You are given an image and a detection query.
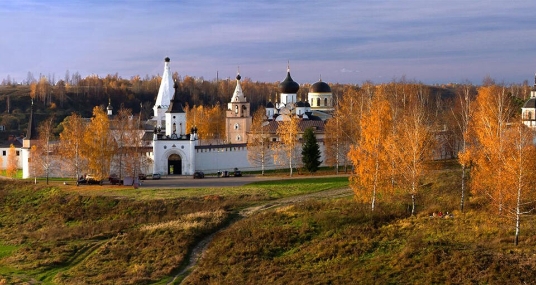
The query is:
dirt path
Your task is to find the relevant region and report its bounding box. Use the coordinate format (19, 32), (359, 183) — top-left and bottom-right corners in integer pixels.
(168, 187), (353, 285)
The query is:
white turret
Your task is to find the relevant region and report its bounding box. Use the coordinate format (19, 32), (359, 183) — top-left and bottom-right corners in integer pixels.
(228, 72), (247, 104)
(154, 57), (174, 127)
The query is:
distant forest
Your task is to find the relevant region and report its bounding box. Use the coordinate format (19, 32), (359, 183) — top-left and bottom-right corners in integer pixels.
(0, 71), (531, 141)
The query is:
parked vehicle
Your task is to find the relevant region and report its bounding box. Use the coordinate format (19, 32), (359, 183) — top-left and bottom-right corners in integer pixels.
(138, 173), (147, 180)
(193, 171), (205, 179)
(233, 168), (242, 177)
(108, 174), (123, 185)
(152, 173), (161, 180)
(77, 174), (101, 185)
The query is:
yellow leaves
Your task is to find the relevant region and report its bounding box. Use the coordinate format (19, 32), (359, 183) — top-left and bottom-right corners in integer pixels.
(349, 82), (434, 213)
(467, 84), (526, 213)
(457, 149), (472, 167)
(186, 105), (224, 141)
(274, 115), (301, 175)
(6, 144), (18, 178)
(82, 107), (114, 181)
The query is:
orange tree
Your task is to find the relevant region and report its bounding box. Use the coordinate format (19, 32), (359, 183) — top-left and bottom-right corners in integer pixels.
(273, 115), (300, 177)
(59, 112), (87, 180)
(467, 85), (516, 214)
(349, 89), (392, 211)
(81, 106), (116, 182)
(6, 144), (18, 178)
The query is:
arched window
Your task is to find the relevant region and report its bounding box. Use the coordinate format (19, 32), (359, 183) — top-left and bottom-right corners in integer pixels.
(324, 98), (328, 106)
(316, 98), (320, 107)
(235, 105), (238, 114)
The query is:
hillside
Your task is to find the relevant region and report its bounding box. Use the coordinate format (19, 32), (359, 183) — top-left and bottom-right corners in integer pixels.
(0, 81), (460, 142)
(0, 163), (535, 284)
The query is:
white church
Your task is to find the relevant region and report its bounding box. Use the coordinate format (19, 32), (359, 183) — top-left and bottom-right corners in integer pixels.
(7, 57), (334, 179)
(145, 57), (334, 176)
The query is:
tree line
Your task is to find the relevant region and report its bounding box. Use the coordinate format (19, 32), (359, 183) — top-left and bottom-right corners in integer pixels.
(32, 106), (150, 183)
(314, 80), (535, 246)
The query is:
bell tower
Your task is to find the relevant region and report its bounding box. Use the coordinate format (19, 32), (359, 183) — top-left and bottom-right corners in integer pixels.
(226, 72), (252, 144)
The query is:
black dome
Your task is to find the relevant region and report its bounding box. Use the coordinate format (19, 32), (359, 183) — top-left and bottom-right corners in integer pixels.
(305, 101), (311, 107)
(296, 101), (305, 107)
(165, 57), (170, 62)
(310, 80), (331, 93)
(266, 101), (275, 108)
(236, 73), (241, 81)
(279, 71), (299, 94)
(523, 98), (536, 108)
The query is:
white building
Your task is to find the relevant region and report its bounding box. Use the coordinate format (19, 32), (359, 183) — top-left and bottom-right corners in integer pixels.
(12, 58), (333, 178)
(522, 74), (536, 128)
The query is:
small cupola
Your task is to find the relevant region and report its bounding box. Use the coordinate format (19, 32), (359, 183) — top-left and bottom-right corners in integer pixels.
(107, 98), (113, 116)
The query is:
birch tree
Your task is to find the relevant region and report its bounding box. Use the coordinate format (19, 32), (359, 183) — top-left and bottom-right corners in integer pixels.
(451, 82), (476, 212)
(325, 86), (367, 173)
(59, 113), (86, 180)
(274, 115), (300, 176)
(34, 116), (56, 184)
(247, 107), (271, 175)
(389, 95), (435, 216)
(349, 91), (392, 211)
(502, 122), (536, 245)
(6, 144), (18, 178)
(82, 106), (115, 182)
(468, 85), (516, 214)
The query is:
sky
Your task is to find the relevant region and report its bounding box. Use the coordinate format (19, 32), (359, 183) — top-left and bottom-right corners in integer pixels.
(1, 0), (536, 85)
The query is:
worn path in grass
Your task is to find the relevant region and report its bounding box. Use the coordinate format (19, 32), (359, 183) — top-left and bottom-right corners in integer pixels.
(168, 187), (353, 285)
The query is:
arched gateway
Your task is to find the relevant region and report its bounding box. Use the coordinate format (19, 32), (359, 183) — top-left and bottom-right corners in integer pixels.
(168, 154), (182, 175)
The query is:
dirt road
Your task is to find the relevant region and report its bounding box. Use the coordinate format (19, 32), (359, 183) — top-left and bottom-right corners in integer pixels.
(168, 187), (353, 284)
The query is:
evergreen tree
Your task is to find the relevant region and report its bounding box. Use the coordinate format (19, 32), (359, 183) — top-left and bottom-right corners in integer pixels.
(301, 127), (322, 173)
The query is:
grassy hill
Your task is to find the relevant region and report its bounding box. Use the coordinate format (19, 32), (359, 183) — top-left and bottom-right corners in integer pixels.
(0, 162), (535, 284)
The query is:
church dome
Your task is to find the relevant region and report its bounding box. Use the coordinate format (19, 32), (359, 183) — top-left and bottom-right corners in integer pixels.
(266, 101), (275, 108)
(523, 98), (536, 108)
(279, 71), (299, 94)
(296, 101), (305, 107)
(310, 80), (331, 93)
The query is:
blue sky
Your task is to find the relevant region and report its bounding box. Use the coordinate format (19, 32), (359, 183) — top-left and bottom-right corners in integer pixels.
(1, 0), (536, 85)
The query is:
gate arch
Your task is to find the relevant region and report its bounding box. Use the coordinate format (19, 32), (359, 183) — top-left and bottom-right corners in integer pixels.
(168, 154), (182, 175)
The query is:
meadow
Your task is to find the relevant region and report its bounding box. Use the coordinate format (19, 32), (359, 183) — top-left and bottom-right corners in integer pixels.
(0, 163), (535, 284)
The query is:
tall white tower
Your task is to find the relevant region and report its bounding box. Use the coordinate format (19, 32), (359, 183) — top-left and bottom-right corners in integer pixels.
(154, 57), (175, 128)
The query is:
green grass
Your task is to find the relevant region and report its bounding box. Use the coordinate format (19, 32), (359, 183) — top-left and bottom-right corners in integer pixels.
(0, 244), (18, 259)
(0, 176), (349, 284)
(3, 161), (536, 284)
(66, 176), (350, 201)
